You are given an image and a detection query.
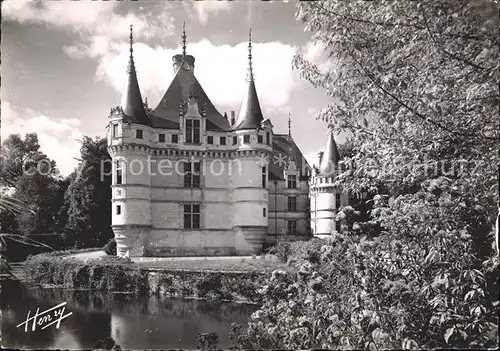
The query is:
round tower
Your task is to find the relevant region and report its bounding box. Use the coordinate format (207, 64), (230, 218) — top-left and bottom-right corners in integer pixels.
(231, 29), (273, 254)
(107, 25), (152, 256)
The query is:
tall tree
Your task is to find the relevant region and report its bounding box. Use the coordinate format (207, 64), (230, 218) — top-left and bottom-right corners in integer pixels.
(64, 136), (112, 248)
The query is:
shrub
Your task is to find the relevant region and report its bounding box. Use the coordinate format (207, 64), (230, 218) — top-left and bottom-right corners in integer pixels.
(103, 238), (116, 256)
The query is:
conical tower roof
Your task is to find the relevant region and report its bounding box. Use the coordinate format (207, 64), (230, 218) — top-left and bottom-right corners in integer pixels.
(233, 29), (264, 131)
(318, 130), (340, 175)
(120, 25), (151, 126)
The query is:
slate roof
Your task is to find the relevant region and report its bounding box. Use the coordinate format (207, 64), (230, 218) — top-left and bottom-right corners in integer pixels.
(232, 80), (264, 130)
(269, 134), (311, 181)
(318, 132), (340, 175)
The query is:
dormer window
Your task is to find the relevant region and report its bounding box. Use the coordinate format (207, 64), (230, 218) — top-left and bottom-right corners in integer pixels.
(243, 135), (250, 144)
(112, 124), (118, 138)
(159, 133), (165, 142)
(185, 119), (200, 144)
(233, 136), (237, 145)
(207, 136), (213, 145)
(172, 134), (178, 143)
(136, 129), (143, 139)
(257, 134), (263, 143)
(220, 137), (226, 145)
(287, 174), (297, 189)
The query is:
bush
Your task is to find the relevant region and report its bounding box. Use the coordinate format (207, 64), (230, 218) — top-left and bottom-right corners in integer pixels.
(103, 238), (116, 256)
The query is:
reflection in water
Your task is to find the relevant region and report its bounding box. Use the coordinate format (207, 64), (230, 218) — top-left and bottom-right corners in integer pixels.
(1, 286), (257, 349)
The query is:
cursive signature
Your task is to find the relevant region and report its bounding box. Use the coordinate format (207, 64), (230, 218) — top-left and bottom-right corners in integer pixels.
(16, 302), (73, 332)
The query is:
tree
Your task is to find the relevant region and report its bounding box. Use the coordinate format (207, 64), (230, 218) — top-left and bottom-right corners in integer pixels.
(233, 0), (499, 349)
(64, 136), (112, 248)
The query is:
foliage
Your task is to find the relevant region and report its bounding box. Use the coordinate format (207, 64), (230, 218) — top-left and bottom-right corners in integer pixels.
(103, 238), (117, 256)
(268, 234), (292, 262)
(232, 0), (499, 349)
(64, 136), (113, 248)
(197, 332), (219, 350)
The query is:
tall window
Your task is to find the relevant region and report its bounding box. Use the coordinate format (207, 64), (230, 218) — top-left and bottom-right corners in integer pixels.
(112, 124), (118, 138)
(243, 135), (250, 144)
(184, 204), (200, 229)
(266, 132), (270, 145)
(261, 167), (267, 188)
(233, 136), (237, 145)
(116, 160), (123, 185)
(287, 196), (297, 212)
(172, 134), (178, 143)
(263, 208), (266, 217)
(207, 136), (213, 144)
(184, 161), (201, 188)
(220, 137), (226, 145)
(116, 205), (121, 215)
(185, 119), (200, 144)
(136, 129), (143, 139)
(287, 174), (297, 189)
(287, 220), (297, 235)
(257, 134), (263, 143)
(159, 133), (165, 142)
(335, 193), (341, 208)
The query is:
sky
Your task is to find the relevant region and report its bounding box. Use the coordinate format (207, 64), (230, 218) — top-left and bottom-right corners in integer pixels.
(1, 0), (343, 176)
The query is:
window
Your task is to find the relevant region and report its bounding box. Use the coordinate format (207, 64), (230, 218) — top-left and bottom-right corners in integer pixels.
(184, 204), (200, 229)
(136, 129), (143, 139)
(335, 193), (341, 208)
(335, 221), (341, 232)
(207, 136), (213, 144)
(184, 161), (201, 188)
(116, 205), (121, 215)
(233, 136), (237, 145)
(220, 137), (226, 145)
(266, 132), (270, 145)
(257, 134), (263, 143)
(263, 208), (266, 217)
(261, 167), (267, 188)
(185, 119), (200, 144)
(287, 175), (297, 189)
(172, 134), (178, 143)
(243, 135), (250, 144)
(287, 196), (297, 212)
(112, 124), (118, 138)
(116, 160), (123, 185)
(159, 133), (165, 142)
(287, 220), (297, 235)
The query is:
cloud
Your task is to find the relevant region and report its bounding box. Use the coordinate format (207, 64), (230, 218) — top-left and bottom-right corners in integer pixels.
(301, 41), (336, 72)
(190, 0), (231, 25)
(67, 35), (298, 114)
(2, 1), (175, 41)
(1, 101), (83, 176)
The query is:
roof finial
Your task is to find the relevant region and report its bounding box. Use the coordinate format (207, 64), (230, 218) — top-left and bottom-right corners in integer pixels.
(288, 112), (291, 137)
(182, 21), (187, 56)
(247, 28), (254, 82)
(127, 24), (136, 73)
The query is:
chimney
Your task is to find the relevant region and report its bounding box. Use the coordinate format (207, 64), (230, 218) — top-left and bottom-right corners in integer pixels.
(230, 111), (235, 125)
(317, 151), (324, 168)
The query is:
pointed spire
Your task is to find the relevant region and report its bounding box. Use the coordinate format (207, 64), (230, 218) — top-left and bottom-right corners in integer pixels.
(247, 29), (254, 82)
(318, 129), (340, 175)
(288, 112), (291, 137)
(181, 21), (187, 56)
(120, 25), (150, 126)
(233, 29), (264, 131)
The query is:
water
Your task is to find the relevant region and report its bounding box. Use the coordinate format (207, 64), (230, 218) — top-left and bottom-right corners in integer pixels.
(1, 285), (257, 349)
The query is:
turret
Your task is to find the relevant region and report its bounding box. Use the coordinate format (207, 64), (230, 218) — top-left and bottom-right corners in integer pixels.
(318, 130), (340, 176)
(172, 22), (196, 73)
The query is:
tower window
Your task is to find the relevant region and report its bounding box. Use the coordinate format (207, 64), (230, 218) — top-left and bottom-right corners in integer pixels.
(335, 193), (341, 208)
(263, 208), (266, 217)
(112, 124), (118, 138)
(243, 135), (250, 144)
(207, 136), (213, 144)
(287, 174), (297, 189)
(266, 132), (270, 145)
(159, 133), (165, 142)
(287, 196), (297, 212)
(257, 134), (263, 143)
(184, 204), (200, 229)
(116, 160), (123, 185)
(233, 136), (237, 145)
(185, 119), (201, 144)
(184, 161), (201, 188)
(220, 137), (226, 145)
(136, 129), (143, 139)
(287, 220), (297, 235)
(116, 205), (121, 215)
(172, 134), (178, 143)
(261, 167), (267, 188)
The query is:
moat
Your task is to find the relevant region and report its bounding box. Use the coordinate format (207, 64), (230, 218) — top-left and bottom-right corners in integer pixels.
(1, 285), (257, 349)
